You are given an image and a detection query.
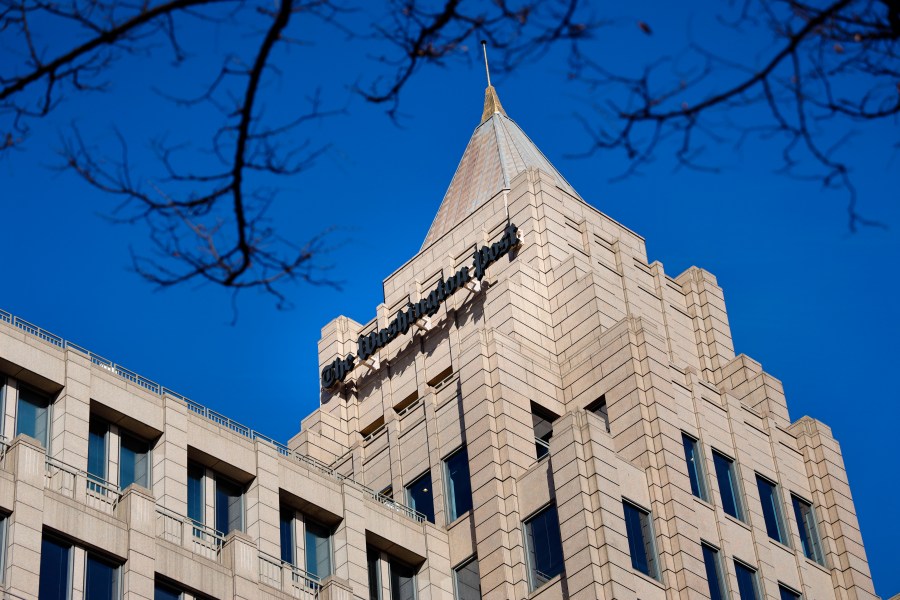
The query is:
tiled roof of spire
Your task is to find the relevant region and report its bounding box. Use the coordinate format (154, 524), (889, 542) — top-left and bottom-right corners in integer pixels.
(422, 86), (582, 249)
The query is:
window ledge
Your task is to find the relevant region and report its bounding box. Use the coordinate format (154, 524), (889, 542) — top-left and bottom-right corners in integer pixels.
(804, 556), (830, 574)
(527, 573), (562, 598)
(723, 513), (751, 531)
(446, 510), (472, 530)
(767, 537), (793, 554)
(632, 567), (666, 590)
(692, 495), (714, 511)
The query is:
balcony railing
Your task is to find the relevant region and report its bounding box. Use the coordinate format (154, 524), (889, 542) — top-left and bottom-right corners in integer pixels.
(535, 437), (550, 460)
(0, 435), (9, 467)
(155, 506), (226, 562)
(258, 551), (320, 599)
(44, 457), (121, 514)
(2, 305), (426, 524)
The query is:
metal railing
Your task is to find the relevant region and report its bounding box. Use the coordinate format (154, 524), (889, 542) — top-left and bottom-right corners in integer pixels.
(2, 306), (427, 524)
(44, 456), (121, 514)
(155, 506), (226, 562)
(258, 551), (320, 599)
(535, 437), (550, 460)
(0, 435), (9, 467)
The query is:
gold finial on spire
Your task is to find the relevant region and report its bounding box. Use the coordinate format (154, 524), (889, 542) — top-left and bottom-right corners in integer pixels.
(480, 40), (507, 124)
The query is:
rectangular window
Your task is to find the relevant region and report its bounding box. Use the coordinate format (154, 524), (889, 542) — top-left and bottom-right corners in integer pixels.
(406, 471), (435, 524)
(622, 500), (660, 580)
(779, 584), (802, 600)
(524, 504), (564, 590)
(17, 385), (50, 447)
(120, 433), (150, 490)
(532, 404), (556, 460)
(444, 447), (473, 522)
(280, 509), (295, 564)
(682, 434), (709, 501)
(187, 463), (205, 525)
(368, 548), (382, 600)
(585, 396), (610, 432)
(39, 536), (72, 600)
(792, 495), (824, 565)
(701, 543), (728, 600)
(0, 514), (7, 585)
(85, 552), (120, 600)
(756, 475), (788, 545)
(389, 560), (416, 600)
(453, 557), (481, 600)
(155, 581), (182, 600)
(215, 476), (244, 534)
(305, 520), (332, 579)
(87, 419), (108, 485)
(734, 561), (761, 600)
(713, 450), (744, 521)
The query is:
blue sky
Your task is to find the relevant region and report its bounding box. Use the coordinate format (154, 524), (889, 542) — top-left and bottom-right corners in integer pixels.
(2, 1), (898, 596)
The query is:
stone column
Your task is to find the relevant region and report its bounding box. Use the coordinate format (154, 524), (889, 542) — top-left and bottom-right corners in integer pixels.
(245, 439), (281, 557)
(152, 395), (188, 514)
(4, 434), (48, 598)
(117, 484), (158, 599)
(222, 530), (259, 600)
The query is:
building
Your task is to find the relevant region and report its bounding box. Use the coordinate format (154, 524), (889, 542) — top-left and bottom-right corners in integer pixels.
(0, 81), (879, 600)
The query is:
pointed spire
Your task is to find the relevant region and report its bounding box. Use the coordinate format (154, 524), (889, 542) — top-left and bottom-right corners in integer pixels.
(480, 41), (507, 123)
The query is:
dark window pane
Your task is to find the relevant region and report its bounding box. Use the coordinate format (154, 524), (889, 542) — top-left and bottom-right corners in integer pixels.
(779, 585), (801, 600)
(215, 477), (243, 534)
(187, 464), (204, 524)
(525, 504), (564, 588)
(532, 405), (556, 460)
(445, 448), (473, 521)
(454, 558), (481, 600)
(120, 434), (150, 489)
(390, 561), (416, 600)
(622, 501), (659, 579)
(88, 420), (108, 482)
(368, 549), (381, 600)
(792, 496), (824, 564)
(713, 451), (744, 520)
(17, 386), (50, 446)
(155, 581), (182, 600)
(39, 537), (71, 600)
(85, 553), (118, 600)
(682, 434), (707, 501)
(756, 476), (787, 544)
(280, 509), (294, 564)
(406, 472), (435, 524)
(305, 520), (332, 578)
(734, 561), (760, 600)
(702, 544), (727, 600)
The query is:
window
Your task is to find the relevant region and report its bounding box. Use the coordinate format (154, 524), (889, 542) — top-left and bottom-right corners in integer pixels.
(532, 404), (557, 460)
(17, 385), (50, 447)
(120, 433), (150, 489)
(0, 514), (7, 585)
(523, 504), (564, 589)
(390, 560), (417, 600)
(682, 434), (709, 501)
(622, 500), (660, 580)
(85, 552), (120, 600)
(713, 450), (744, 520)
(585, 396), (610, 432)
(406, 471), (435, 524)
(453, 557), (481, 600)
(792, 495), (824, 565)
(444, 447), (473, 521)
(88, 419), (108, 486)
(756, 475), (788, 545)
(155, 581), (182, 600)
(734, 561), (761, 600)
(187, 463), (204, 526)
(305, 520), (332, 579)
(0, 376), (6, 438)
(280, 509), (295, 564)
(701, 543), (728, 600)
(779, 584), (802, 600)
(39, 536), (72, 600)
(368, 548), (382, 600)
(215, 476), (244, 534)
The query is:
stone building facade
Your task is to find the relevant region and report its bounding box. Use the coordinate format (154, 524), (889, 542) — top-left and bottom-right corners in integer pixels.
(0, 85), (878, 600)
